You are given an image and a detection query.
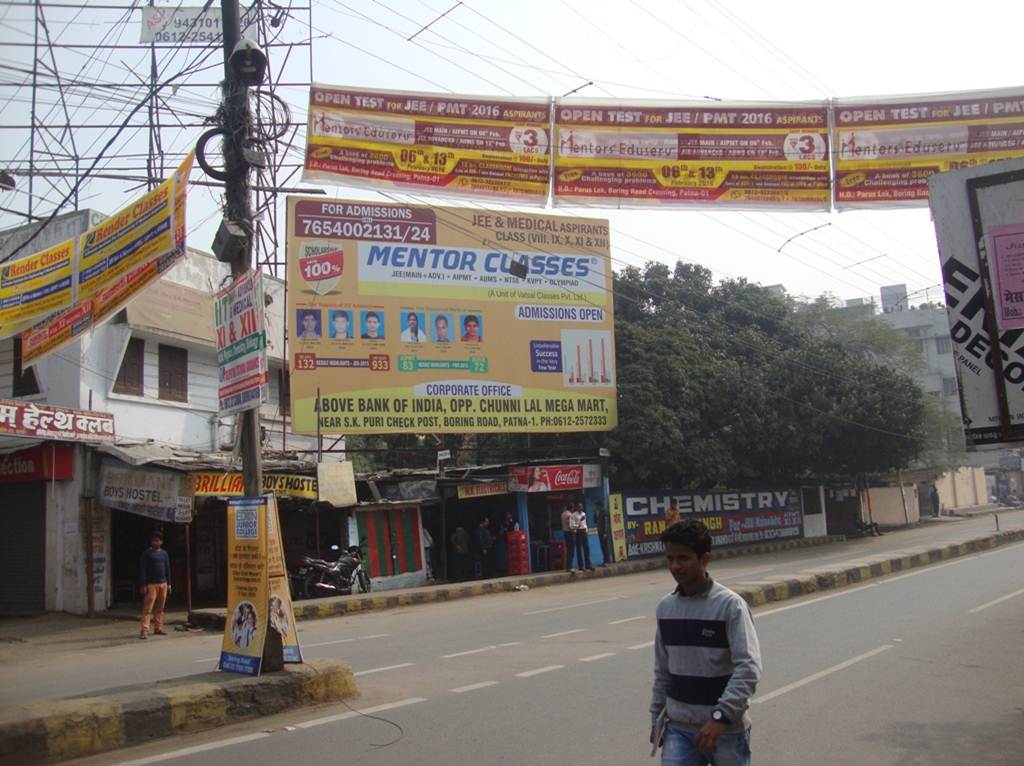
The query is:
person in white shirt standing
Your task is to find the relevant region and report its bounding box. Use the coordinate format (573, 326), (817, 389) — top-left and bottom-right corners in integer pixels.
(570, 502), (593, 572)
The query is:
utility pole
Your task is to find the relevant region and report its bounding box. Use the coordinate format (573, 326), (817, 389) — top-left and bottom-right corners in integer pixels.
(220, 0), (262, 497)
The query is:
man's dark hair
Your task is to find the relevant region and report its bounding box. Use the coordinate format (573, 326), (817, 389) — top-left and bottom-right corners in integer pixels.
(661, 519), (711, 556)
(151, 529), (164, 541)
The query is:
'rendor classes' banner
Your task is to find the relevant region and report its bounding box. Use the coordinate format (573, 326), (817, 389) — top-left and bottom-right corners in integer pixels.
(833, 87), (1024, 208)
(553, 100), (830, 209)
(286, 197), (616, 435)
(303, 84), (552, 204)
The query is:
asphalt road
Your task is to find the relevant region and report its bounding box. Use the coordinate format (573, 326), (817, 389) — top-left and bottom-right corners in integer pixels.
(62, 516), (1024, 766)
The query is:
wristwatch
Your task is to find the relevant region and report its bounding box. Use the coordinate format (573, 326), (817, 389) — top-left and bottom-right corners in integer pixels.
(711, 709), (730, 725)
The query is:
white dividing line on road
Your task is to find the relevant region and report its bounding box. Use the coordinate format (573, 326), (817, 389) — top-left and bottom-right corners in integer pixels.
(608, 616), (646, 625)
(969, 588), (1024, 614)
(303, 638), (356, 648)
(579, 652), (616, 662)
(442, 645), (498, 659)
(353, 662), (415, 677)
(296, 697), (427, 729)
(112, 733), (271, 765)
(755, 584), (879, 618)
(498, 641), (522, 647)
(523, 596), (623, 616)
(628, 640), (655, 650)
(752, 645), (894, 705)
(361, 633), (391, 639)
(516, 664), (564, 677)
(541, 628), (586, 639)
(450, 681), (499, 693)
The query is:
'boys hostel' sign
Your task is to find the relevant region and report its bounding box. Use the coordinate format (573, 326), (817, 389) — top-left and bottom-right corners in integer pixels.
(611, 489), (804, 558)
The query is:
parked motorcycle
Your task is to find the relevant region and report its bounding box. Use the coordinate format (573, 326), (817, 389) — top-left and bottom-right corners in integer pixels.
(293, 544), (371, 599)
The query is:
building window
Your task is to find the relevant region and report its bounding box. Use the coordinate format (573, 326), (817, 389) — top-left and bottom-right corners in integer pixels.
(112, 337), (144, 396)
(912, 339), (925, 354)
(12, 337), (40, 397)
(278, 367), (291, 416)
(936, 336), (951, 354)
(905, 327), (923, 338)
(942, 377), (958, 397)
(158, 344), (188, 402)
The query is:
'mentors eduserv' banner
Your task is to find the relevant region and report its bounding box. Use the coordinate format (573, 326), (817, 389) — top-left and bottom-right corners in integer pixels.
(612, 489), (804, 558)
(286, 197), (616, 435)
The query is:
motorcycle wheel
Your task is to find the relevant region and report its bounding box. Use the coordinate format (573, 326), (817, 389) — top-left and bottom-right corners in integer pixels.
(304, 571), (322, 599)
(357, 569), (372, 593)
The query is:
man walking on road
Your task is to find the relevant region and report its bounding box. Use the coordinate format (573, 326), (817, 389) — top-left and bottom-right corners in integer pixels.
(650, 520), (761, 765)
(139, 530), (171, 639)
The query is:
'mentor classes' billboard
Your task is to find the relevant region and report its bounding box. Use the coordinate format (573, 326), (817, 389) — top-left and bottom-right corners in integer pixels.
(285, 197), (616, 435)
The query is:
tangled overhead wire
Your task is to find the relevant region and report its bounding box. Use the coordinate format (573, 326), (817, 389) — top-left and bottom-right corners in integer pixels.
(195, 87), (292, 181)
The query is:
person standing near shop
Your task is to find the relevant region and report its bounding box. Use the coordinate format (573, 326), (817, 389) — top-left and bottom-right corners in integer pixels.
(570, 502), (593, 571)
(649, 520), (761, 765)
(476, 516), (495, 578)
(139, 530), (171, 639)
(595, 504), (611, 565)
(451, 525), (472, 581)
(930, 484), (941, 518)
(560, 504), (574, 570)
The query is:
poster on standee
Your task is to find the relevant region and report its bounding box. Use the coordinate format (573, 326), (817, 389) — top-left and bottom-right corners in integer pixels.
(552, 99), (830, 209)
(989, 224), (1024, 330)
(303, 84), (552, 204)
(286, 197), (617, 435)
(265, 496), (302, 664)
(833, 87), (1024, 208)
(221, 496), (269, 676)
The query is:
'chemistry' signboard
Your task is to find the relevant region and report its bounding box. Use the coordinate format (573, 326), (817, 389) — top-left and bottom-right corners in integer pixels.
(611, 489), (804, 558)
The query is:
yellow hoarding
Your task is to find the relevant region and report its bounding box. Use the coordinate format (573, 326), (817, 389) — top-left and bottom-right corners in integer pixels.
(304, 84), (551, 204)
(833, 87), (1024, 208)
(0, 240), (75, 328)
(286, 197), (617, 435)
(553, 100), (831, 209)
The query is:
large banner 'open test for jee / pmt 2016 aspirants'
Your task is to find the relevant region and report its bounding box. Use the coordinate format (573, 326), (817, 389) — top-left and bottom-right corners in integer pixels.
(285, 198), (616, 435)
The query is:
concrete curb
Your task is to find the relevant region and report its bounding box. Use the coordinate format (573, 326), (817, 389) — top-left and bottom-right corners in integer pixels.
(732, 528), (1024, 607)
(189, 535), (846, 630)
(0, 659), (357, 765)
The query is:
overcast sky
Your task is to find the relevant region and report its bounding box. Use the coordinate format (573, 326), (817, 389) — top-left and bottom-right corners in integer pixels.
(2, 0), (1023, 305)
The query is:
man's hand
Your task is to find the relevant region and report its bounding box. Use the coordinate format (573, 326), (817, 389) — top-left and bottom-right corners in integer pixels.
(649, 725), (656, 745)
(694, 719), (726, 754)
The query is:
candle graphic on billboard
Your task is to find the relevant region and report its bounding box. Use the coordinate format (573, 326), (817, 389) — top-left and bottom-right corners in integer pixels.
(562, 329), (614, 388)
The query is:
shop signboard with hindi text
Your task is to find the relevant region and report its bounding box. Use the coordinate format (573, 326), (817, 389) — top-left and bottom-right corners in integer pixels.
(286, 197), (616, 435)
(833, 87), (1024, 208)
(221, 496), (269, 676)
(0, 399), (115, 442)
(304, 84), (552, 204)
(553, 99), (830, 209)
(615, 489), (804, 558)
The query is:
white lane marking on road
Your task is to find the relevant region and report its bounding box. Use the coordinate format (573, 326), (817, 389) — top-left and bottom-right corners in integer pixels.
(579, 652), (616, 662)
(755, 584), (879, 618)
(297, 697), (427, 729)
(969, 588), (1024, 613)
(628, 640), (655, 650)
(523, 596), (623, 615)
(874, 557), (970, 584)
(442, 645), (498, 658)
(361, 633), (391, 639)
(303, 638), (356, 648)
(541, 628), (586, 639)
(450, 681), (498, 693)
(753, 645), (893, 705)
(498, 641), (522, 647)
(608, 616), (646, 625)
(353, 662), (415, 676)
(516, 665), (564, 677)
(112, 733), (271, 765)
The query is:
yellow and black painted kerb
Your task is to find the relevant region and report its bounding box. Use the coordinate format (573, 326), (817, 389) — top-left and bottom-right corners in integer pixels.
(0, 660), (357, 765)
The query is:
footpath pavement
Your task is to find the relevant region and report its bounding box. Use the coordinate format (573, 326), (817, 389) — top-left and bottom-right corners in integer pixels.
(1, 509), (1020, 764)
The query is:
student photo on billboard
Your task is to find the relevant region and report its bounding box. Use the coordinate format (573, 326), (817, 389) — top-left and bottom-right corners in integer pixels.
(361, 310), (384, 340)
(295, 309), (321, 340)
(328, 309), (352, 339)
(400, 311), (426, 343)
(432, 312), (452, 343)
(461, 313), (483, 342)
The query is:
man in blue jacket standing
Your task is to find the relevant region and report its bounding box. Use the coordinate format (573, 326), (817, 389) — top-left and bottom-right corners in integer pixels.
(649, 520), (761, 765)
(139, 530), (171, 639)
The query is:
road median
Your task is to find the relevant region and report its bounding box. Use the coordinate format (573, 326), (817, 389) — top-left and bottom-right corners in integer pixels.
(0, 659), (357, 765)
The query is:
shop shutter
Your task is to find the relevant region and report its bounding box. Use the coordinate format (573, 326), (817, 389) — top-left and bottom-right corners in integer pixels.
(0, 483), (46, 613)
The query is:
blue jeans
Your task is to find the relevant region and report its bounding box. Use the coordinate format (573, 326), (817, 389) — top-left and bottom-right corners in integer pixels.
(662, 725), (751, 766)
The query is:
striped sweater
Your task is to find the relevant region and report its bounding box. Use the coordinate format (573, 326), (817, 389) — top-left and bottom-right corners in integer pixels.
(650, 577), (761, 733)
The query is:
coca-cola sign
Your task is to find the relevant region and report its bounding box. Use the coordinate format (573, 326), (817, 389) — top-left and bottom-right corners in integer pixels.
(508, 464), (601, 493)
